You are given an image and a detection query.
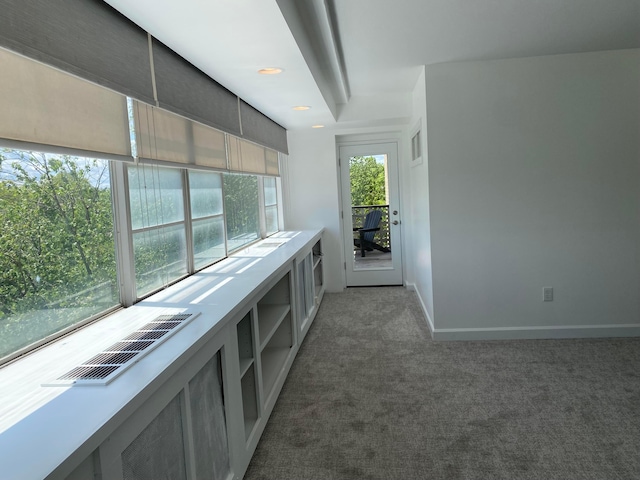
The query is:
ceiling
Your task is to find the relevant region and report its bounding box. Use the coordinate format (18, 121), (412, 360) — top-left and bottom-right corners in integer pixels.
(105, 0), (640, 131)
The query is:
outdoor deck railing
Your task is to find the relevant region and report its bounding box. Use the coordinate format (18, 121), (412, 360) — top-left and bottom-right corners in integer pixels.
(351, 204), (390, 250)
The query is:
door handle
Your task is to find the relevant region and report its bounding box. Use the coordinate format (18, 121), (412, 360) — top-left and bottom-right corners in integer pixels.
(392, 220), (399, 225)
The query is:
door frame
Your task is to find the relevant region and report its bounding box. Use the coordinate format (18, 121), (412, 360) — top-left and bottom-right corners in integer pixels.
(337, 136), (404, 287)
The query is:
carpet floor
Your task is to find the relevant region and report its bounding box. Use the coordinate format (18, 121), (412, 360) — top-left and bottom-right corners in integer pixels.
(244, 287), (640, 480)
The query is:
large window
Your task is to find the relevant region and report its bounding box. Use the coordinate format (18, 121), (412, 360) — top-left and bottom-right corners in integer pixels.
(263, 177), (279, 236)
(189, 170), (225, 270)
(0, 149), (119, 359)
(0, 152), (280, 362)
(223, 173), (260, 252)
(128, 165), (188, 298)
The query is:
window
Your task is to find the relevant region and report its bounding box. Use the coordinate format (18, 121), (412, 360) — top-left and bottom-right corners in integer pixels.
(263, 177), (279, 236)
(0, 149), (119, 359)
(128, 164), (187, 298)
(223, 173), (260, 252)
(189, 170), (225, 270)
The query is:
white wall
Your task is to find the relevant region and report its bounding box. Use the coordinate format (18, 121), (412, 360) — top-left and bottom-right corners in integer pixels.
(426, 49), (640, 339)
(405, 68), (435, 327)
(284, 128), (344, 292)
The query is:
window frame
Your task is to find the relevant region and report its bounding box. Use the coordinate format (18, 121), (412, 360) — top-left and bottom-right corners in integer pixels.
(1, 155), (281, 365)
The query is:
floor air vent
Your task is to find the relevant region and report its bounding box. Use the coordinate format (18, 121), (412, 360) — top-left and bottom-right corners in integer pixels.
(46, 312), (199, 387)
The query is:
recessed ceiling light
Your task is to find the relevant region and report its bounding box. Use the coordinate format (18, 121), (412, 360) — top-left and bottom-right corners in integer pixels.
(292, 106), (311, 111)
(311, 125), (324, 129)
(258, 67), (283, 75)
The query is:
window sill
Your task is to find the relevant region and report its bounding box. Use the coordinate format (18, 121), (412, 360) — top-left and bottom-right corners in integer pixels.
(0, 229), (322, 480)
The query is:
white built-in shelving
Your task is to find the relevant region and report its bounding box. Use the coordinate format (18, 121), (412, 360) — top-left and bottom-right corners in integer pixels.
(0, 230), (324, 480)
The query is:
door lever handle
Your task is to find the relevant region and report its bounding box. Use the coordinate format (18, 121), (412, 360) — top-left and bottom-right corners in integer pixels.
(392, 220), (399, 225)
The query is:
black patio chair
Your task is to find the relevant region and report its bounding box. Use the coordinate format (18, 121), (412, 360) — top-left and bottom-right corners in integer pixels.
(353, 209), (391, 257)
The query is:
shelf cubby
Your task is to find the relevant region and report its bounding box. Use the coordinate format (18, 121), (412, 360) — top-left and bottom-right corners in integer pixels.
(237, 311), (254, 373)
(240, 364), (259, 440)
(257, 304), (290, 348)
(260, 313), (293, 399)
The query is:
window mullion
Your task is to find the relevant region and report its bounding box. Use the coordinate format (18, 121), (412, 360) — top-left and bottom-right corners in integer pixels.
(275, 175), (284, 232)
(182, 169), (195, 274)
(221, 174), (230, 257)
(111, 161), (136, 307)
(257, 176), (266, 239)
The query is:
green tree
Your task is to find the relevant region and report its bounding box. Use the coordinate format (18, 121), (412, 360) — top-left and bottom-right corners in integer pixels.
(0, 150), (117, 357)
(223, 173), (259, 243)
(349, 156), (386, 206)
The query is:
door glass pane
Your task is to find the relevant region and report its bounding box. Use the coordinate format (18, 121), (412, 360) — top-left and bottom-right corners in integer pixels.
(192, 216), (225, 270)
(349, 154), (392, 270)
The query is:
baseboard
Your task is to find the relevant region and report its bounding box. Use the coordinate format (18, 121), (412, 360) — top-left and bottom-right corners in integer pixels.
(405, 282), (435, 336)
(403, 283), (640, 341)
(430, 324), (640, 341)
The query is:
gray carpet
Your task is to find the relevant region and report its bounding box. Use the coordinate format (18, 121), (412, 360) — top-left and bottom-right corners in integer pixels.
(244, 287), (640, 480)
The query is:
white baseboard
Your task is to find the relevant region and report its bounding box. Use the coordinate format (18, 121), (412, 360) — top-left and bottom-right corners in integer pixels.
(405, 282), (435, 336)
(404, 283), (640, 341)
(431, 324), (640, 341)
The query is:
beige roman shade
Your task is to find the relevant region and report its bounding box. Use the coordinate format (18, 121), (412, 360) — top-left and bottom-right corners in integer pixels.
(0, 47), (132, 160)
(265, 149), (280, 176)
(227, 137), (267, 175)
(133, 100), (227, 169)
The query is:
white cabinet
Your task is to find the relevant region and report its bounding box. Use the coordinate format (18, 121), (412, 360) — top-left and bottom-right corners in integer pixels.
(295, 237), (324, 342)
(26, 231), (325, 480)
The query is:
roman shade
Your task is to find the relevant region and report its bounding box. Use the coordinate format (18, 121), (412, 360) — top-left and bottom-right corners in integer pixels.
(0, 0), (154, 105)
(152, 39), (242, 137)
(0, 0), (288, 158)
(228, 137), (267, 175)
(133, 101), (227, 170)
(240, 100), (289, 154)
(0, 47), (131, 160)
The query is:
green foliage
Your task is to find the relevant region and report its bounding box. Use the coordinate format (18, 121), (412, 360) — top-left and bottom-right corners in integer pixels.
(349, 156), (386, 206)
(223, 173), (259, 247)
(0, 150), (117, 357)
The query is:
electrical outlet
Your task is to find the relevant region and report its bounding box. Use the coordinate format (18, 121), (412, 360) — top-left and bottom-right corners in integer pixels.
(543, 287), (553, 302)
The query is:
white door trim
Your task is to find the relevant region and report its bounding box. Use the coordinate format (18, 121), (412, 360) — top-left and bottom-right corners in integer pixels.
(338, 141), (403, 287)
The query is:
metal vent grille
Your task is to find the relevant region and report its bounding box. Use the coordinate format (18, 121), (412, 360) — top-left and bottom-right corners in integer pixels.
(47, 312), (198, 386)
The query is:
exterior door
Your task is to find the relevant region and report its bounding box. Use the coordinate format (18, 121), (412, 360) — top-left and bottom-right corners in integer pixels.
(339, 142), (402, 286)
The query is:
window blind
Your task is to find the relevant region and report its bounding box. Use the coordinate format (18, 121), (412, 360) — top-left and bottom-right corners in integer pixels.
(239, 100), (289, 154)
(0, 0), (154, 105)
(227, 137), (267, 175)
(0, 48), (131, 160)
(152, 39), (242, 137)
(133, 101), (227, 170)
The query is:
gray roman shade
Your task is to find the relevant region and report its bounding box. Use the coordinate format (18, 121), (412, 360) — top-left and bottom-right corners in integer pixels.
(0, 47), (132, 160)
(152, 39), (242, 137)
(0, 0), (154, 105)
(240, 100), (289, 154)
(133, 101), (227, 170)
(0, 1), (288, 159)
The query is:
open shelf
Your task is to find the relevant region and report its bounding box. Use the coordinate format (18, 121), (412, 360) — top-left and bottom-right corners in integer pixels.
(257, 304), (290, 348)
(237, 311), (254, 364)
(241, 364), (259, 441)
(261, 346), (291, 401)
(239, 357), (253, 378)
(260, 312), (292, 399)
